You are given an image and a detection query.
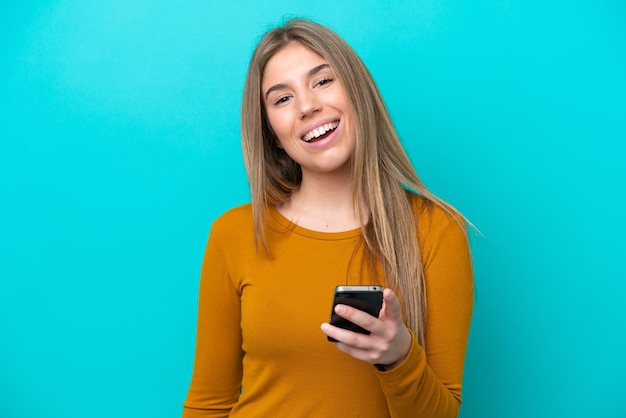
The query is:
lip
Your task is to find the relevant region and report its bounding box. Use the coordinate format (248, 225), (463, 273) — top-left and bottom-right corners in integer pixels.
(299, 117), (341, 141)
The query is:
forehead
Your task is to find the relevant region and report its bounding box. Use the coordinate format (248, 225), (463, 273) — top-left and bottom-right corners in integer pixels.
(262, 42), (329, 86)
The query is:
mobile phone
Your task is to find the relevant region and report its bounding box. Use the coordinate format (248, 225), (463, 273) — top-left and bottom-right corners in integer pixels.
(327, 285), (384, 342)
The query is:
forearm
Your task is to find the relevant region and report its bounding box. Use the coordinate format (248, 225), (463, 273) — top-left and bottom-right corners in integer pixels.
(376, 332), (461, 418)
(182, 225), (243, 417)
(182, 402), (233, 418)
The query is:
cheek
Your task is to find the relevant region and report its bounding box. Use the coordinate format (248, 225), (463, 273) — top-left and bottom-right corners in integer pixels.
(266, 111), (290, 139)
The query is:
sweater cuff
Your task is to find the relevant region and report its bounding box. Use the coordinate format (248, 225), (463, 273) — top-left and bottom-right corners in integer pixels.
(374, 329), (425, 379)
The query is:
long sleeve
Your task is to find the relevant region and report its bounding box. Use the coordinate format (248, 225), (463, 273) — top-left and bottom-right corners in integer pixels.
(376, 203), (474, 417)
(181, 202), (473, 418)
(182, 222), (244, 418)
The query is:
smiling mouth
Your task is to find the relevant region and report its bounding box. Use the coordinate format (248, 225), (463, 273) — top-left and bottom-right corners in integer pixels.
(302, 121), (339, 143)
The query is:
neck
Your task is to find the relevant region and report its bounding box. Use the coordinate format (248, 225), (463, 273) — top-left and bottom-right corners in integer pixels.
(278, 169), (365, 232)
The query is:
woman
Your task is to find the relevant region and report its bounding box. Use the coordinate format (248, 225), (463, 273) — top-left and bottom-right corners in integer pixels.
(183, 19), (473, 418)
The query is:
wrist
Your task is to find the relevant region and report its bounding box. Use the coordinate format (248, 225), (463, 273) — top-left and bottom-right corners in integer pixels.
(375, 355), (405, 371)
(377, 327), (413, 371)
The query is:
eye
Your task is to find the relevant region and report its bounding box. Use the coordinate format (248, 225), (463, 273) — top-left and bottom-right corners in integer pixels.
(273, 95), (291, 105)
(315, 77), (334, 87)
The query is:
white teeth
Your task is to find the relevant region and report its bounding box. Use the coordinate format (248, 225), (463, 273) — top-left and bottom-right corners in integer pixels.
(303, 121), (339, 142)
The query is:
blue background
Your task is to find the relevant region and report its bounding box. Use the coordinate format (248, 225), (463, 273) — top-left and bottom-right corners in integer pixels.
(1, 1), (624, 417)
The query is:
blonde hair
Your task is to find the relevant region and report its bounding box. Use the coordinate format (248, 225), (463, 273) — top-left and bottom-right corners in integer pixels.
(241, 19), (468, 346)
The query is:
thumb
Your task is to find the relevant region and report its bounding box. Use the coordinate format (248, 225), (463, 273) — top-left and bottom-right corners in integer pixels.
(380, 288), (404, 322)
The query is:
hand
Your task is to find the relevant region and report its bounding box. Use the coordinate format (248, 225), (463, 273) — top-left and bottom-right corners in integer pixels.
(321, 288), (413, 370)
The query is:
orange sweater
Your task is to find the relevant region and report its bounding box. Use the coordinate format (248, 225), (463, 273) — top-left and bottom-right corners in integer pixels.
(183, 197), (473, 418)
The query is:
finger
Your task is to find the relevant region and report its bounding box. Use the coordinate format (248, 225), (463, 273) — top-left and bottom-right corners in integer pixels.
(380, 288), (403, 322)
(320, 322), (372, 348)
(334, 303), (380, 333)
(334, 341), (385, 364)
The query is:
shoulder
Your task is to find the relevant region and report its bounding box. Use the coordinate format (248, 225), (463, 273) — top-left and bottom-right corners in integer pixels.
(409, 194), (458, 228)
(409, 194), (469, 259)
(214, 203), (253, 223)
(210, 203), (254, 237)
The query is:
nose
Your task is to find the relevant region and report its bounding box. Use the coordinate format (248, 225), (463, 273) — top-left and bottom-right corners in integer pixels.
(298, 89), (321, 118)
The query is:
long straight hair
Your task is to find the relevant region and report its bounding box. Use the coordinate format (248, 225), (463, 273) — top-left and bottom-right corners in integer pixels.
(241, 19), (468, 346)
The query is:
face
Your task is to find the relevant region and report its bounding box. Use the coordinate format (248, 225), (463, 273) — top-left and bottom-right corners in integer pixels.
(262, 42), (355, 179)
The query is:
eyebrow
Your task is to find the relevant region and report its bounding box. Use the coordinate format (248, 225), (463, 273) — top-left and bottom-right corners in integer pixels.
(264, 64), (331, 100)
